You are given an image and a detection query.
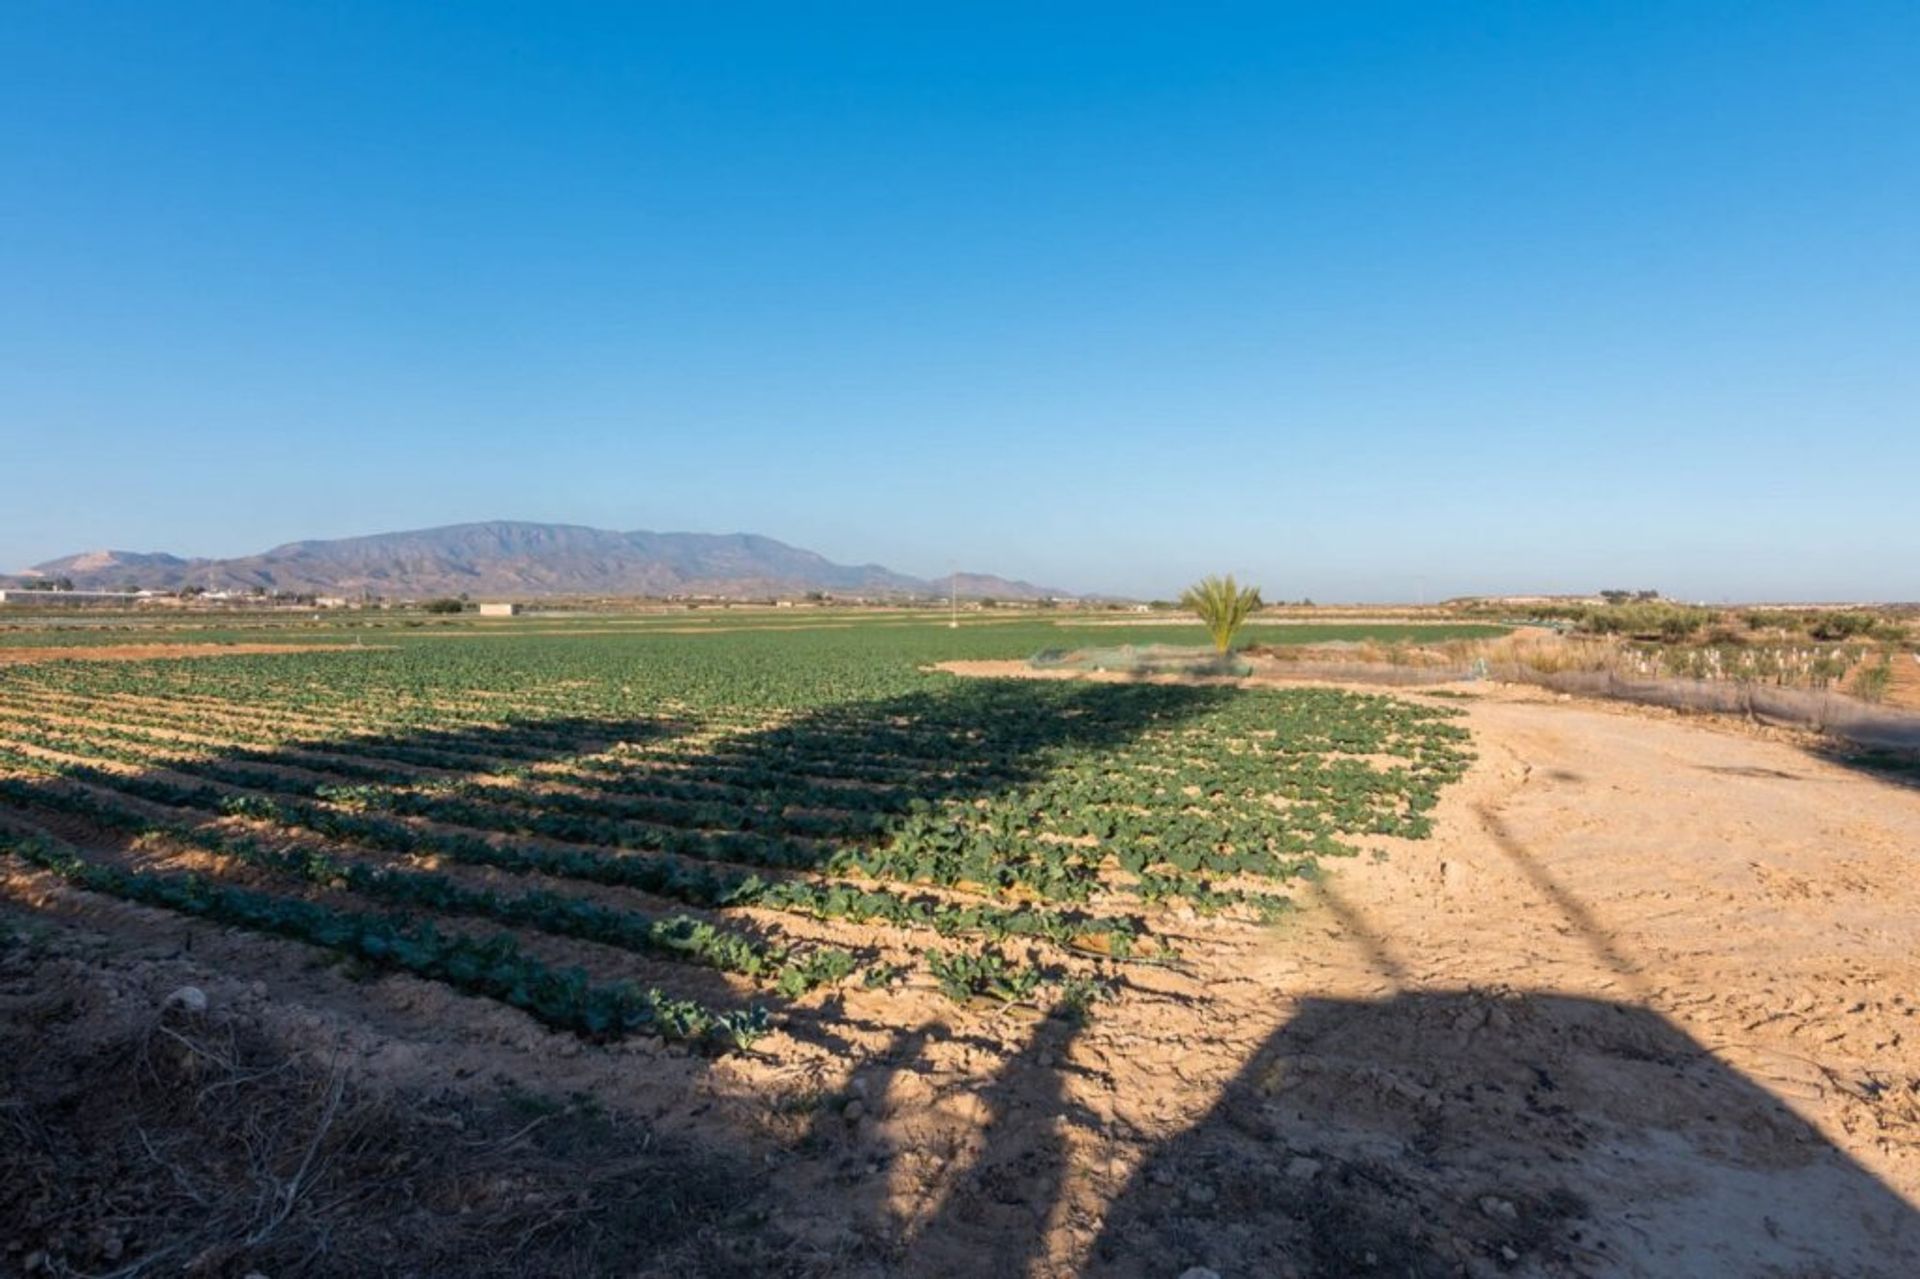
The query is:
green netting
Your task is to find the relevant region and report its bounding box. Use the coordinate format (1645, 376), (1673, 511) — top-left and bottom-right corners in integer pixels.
(1029, 643), (1252, 677)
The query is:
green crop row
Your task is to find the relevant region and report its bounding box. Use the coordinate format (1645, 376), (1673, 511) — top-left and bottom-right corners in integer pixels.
(0, 775), (855, 997)
(0, 748), (1144, 955)
(0, 825), (765, 1047)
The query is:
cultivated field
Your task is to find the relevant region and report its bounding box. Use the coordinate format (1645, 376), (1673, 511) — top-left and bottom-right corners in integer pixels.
(2, 614), (1916, 1276)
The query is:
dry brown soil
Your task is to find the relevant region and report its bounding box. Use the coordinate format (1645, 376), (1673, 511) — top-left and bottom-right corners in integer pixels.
(1883, 649), (1920, 710)
(4, 679), (1918, 1277)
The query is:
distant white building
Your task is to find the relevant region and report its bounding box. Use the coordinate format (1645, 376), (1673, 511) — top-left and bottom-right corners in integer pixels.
(477, 602), (522, 616)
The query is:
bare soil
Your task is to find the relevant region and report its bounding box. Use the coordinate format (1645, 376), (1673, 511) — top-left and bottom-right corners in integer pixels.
(1882, 649), (1920, 711)
(5, 680), (1919, 1276)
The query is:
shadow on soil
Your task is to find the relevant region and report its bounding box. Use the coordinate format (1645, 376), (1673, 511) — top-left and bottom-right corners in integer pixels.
(5, 679), (1919, 1275)
(1809, 740), (1920, 790)
(685, 679), (1238, 831)
(821, 990), (1920, 1278)
(0, 677), (1229, 1275)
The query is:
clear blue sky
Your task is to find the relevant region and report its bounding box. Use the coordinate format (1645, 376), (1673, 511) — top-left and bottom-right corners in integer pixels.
(3, 3), (1915, 601)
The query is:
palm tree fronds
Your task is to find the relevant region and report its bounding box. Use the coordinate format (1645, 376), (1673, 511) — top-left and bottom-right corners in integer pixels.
(1179, 575), (1263, 653)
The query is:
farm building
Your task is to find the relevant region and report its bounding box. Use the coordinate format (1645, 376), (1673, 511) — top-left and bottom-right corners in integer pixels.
(477, 602), (523, 616)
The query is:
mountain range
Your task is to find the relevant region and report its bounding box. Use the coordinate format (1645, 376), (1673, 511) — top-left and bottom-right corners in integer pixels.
(12, 521), (1070, 601)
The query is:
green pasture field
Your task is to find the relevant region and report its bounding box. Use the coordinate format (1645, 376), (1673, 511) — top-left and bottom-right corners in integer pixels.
(0, 602), (1506, 650)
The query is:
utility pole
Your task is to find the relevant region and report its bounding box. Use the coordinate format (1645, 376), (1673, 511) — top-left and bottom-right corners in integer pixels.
(950, 565), (959, 629)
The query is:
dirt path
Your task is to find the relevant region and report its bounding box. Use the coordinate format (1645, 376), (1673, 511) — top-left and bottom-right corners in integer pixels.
(1883, 648), (1920, 710)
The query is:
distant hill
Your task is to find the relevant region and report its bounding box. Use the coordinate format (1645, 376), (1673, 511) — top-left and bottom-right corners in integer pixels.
(17, 521), (1069, 601)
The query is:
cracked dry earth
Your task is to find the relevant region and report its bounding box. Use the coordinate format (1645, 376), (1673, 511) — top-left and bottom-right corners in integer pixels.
(5, 684), (1918, 1277)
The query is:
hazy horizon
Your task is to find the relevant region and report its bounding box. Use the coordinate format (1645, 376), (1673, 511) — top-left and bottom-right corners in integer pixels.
(5, 5), (1916, 602)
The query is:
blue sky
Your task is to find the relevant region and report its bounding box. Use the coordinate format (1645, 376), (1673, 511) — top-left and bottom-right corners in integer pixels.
(3, 3), (1915, 600)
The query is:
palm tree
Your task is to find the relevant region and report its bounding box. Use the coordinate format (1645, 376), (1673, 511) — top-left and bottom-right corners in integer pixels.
(1181, 575), (1263, 653)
